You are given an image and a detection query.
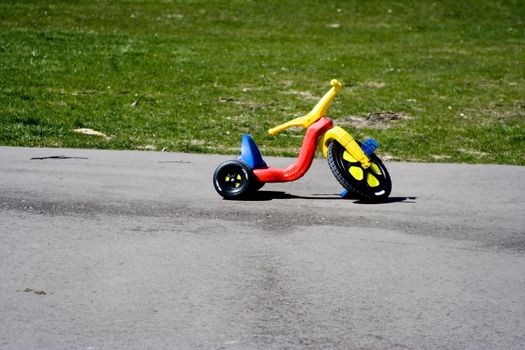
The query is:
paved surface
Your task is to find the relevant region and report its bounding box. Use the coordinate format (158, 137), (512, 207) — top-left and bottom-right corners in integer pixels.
(0, 146), (524, 350)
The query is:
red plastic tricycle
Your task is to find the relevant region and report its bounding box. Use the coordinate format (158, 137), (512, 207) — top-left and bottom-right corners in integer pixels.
(213, 80), (392, 202)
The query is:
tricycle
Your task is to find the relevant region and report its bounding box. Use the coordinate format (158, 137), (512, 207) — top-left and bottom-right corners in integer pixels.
(213, 80), (392, 202)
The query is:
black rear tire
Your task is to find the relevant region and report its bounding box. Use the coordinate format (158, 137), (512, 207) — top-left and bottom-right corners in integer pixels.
(213, 160), (255, 200)
(327, 141), (391, 202)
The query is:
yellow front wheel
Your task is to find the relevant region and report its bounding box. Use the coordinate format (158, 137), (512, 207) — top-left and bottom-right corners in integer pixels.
(327, 141), (391, 202)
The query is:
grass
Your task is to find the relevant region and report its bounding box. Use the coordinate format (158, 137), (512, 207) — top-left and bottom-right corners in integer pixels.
(0, 0), (524, 164)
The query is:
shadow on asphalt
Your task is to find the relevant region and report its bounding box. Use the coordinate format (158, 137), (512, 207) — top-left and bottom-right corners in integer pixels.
(353, 196), (417, 204)
(241, 191), (339, 201)
(240, 191), (416, 204)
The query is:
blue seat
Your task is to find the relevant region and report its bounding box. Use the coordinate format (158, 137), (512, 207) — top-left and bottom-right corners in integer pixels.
(239, 134), (267, 169)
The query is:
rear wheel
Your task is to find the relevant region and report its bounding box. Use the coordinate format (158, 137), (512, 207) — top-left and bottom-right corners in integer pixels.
(213, 160), (254, 199)
(327, 141), (391, 202)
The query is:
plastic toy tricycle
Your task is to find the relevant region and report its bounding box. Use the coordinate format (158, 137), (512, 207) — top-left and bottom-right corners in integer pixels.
(213, 79), (392, 202)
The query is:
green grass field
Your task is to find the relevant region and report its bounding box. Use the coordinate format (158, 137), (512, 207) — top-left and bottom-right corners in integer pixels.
(1, 0), (524, 164)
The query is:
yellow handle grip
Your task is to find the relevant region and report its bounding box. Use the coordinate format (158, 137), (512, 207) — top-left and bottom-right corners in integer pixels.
(268, 124), (288, 136)
(268, 117), (307, 136)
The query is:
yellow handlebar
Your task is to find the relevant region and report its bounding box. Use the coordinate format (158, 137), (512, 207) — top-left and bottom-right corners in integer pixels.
(268, 117), (306, 136)
(269, 79), (342, 136)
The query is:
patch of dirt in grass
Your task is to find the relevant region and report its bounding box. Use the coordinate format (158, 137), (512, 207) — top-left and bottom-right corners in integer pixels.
(240, 85), (265, 93)
(339, 111), (413, 129)
(488, 100), (525, 121)
(282, 90), (318, 101)
(362, 81), (386, 89)
(280, 80), (294, 88)
(458, 148), (489, 157)
(190, 139), (206, 146)
(431, 154), (453, 161)
(219, 96), (236, 103)
(71, 89), (104, 96)
(136, 145), (157, 151)
(219, 96), (265, 112)
(73, 128), (112, 140)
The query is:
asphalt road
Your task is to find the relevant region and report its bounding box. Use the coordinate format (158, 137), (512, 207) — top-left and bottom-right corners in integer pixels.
(1, 146), (524, 350)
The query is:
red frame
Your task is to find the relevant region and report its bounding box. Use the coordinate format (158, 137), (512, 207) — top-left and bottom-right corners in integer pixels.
(253, 117), (333, 182)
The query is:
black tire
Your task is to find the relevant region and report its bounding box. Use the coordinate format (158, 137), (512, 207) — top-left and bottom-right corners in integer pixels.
(327, 141), (391, 202)
(213, 160), (255, 199)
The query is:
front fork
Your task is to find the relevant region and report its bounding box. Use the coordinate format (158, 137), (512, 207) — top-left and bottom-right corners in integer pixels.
(318, 126), (371, 169)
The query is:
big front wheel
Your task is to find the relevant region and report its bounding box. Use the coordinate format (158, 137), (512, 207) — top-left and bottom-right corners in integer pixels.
(213, 160), (255, 200)
(327, 141), (391, 202)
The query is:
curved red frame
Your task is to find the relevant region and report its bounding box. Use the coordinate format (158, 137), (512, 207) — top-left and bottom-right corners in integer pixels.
(253, 117), (333, 183)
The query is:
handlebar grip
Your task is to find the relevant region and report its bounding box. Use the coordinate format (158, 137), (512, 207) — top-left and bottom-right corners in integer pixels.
(331, 79), (342, 88)
(268, 116), (308, 135)
(268, 125), (282, 136)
